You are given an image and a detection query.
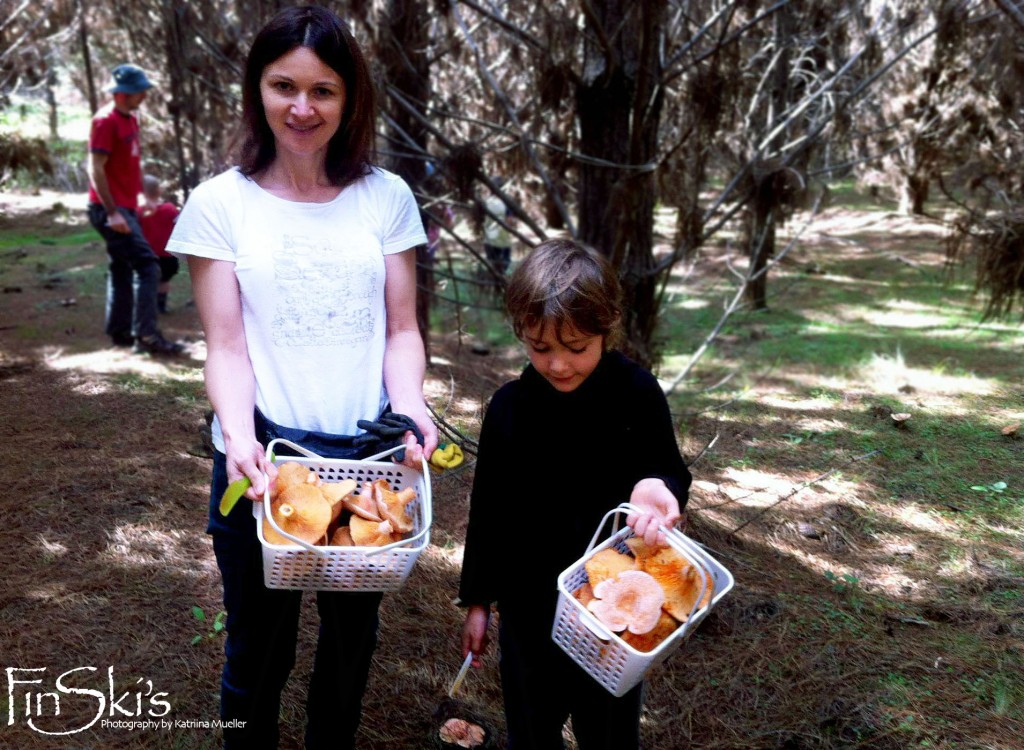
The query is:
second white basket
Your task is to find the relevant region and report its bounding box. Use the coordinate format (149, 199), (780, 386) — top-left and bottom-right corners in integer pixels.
(552, 503), (734, 696)
(254, 438), (432, 592)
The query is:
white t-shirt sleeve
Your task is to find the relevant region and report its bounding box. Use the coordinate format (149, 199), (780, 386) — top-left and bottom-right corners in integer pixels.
(379, 171), (427, 255)
(166, 172), (240, 262)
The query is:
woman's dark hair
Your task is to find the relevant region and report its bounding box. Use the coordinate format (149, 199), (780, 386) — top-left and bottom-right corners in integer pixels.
(506, 239), (623, 348)
(238, 5), (375, 187)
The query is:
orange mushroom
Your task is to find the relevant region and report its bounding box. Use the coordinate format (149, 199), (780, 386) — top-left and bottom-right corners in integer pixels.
(344, 482), (384, 523)
(371, 480), (415, 535)
(584, 547), (637, 588)
(263, 483), (332, 546)
(586, 570), (666, 635)
(573, 582), (595, 607)
(621, 610), (679, 652)
(328, 526), (355, 546)
(271, 461), (321, 501)
(640, 546), (714, 621)
(320, 478), (358, 523)
(349, 515), (396, 547)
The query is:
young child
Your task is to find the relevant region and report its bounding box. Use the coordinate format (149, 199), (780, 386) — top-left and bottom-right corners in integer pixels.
(458, 238), (691, 749)
(138, 174), (180, 313)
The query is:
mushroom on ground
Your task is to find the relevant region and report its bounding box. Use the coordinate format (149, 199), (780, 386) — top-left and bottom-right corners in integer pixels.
(439, 717), (486, 747)
(587, 570), (666, 635)
(891, 412), (912, 429)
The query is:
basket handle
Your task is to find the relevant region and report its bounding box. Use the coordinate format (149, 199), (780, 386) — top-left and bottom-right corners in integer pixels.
(262, 484), (328, 554)
(262, 438), (433, 557)
(585, 503), (712, 623)
(260, 439), (329, 553)
(364, 450), (432, 557)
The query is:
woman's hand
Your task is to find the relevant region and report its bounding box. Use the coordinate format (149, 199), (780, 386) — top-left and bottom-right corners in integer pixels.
(461, 604), (491, 667)
(397, 407), (439, 469)
(627, 478), (681, 547)
(225, 434), (278, 502)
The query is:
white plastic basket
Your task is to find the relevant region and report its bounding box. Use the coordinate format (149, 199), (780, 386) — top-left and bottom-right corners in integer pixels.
(552, 503), (734, 697)
(254, 438), (432, 592)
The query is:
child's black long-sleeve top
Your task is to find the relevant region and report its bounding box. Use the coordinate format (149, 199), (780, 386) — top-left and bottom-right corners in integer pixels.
(458, 350), (692, 610)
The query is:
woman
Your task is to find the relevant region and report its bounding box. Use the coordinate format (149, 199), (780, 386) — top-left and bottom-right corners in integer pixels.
(167, 7), (437, 749)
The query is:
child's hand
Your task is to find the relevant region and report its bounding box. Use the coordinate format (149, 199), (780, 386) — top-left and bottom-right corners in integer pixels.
(627, 478), (681, 547)
(461, 604), (491, 667)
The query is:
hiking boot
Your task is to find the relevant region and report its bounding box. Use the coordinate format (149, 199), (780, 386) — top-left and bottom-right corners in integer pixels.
(111, 333), (134, 347)
(133, 333), (184, 356)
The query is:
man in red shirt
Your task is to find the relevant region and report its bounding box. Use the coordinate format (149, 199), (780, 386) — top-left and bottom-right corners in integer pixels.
(87, 63), (182, 355)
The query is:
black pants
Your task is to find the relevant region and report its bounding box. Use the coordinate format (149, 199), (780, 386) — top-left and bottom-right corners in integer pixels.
(208, 411), (383, 749)
(484, 243), (512, 275)
(498, 602), (644, 750)
(87, 203), (160, 340)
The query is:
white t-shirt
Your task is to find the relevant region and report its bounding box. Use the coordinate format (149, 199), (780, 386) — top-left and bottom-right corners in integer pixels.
(167, 167), (427, 452)
(483, 194), (511, 248)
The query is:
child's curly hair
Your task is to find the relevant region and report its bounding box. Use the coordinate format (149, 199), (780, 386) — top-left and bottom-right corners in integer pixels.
(506, 238), (622, 347)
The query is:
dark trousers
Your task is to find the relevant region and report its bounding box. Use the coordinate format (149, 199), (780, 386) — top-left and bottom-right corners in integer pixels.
(208, 413), (383, 749)
(484, 243), (512, 275)
(87, 203), (160, 340)
(498, 603), (643, 750)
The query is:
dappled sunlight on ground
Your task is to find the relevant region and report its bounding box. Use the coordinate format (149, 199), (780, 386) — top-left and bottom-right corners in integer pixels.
(890, 504), (953, 535)
(40, 343), (205, 378)
(858, 350), (999, 399)
(802, 208), (948, 237)
(34, 534), (70, 559)
(103, 523), (214, 573)
(422, 540), (464, 568)
(860, 299), (962, 329)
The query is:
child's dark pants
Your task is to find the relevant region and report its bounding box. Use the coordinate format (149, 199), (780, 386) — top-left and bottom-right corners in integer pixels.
(498, 602), (643, 750)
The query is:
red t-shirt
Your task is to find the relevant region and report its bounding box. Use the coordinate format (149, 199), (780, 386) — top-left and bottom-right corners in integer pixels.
(139, 202), (179, 257)
(88, 103), (142, 210)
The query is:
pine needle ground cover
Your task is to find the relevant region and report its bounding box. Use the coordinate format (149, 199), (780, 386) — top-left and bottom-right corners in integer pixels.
(0, 194), (1021, 749)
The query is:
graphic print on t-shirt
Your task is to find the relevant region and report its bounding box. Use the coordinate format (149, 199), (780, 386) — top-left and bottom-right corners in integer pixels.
(271, 233), (377, 347)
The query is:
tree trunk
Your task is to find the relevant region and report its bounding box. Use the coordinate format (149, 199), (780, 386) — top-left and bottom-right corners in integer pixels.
(45, 56), (59, 139)
(78, 2), (98, 114)
(163, 0), (190, 198)
(576, 0), (666, 369)
(746, 181), (775, 311)
(381, 0), (433, 362)
(900, 174), (929, 215)
(744, 5), (794, 312)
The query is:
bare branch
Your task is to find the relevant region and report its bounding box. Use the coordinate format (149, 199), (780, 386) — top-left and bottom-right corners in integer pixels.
(451, 2), (576, 236)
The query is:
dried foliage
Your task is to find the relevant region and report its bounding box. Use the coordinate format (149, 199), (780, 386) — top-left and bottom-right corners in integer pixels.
(946, 210), (1024, 320)
(0, 132), (53, 186)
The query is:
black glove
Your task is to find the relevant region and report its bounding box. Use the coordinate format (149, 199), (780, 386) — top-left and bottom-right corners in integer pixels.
(353, 412), (425, 462)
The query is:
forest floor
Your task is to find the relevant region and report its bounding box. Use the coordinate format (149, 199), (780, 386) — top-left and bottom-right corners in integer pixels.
(0, 190), (1022, 750)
